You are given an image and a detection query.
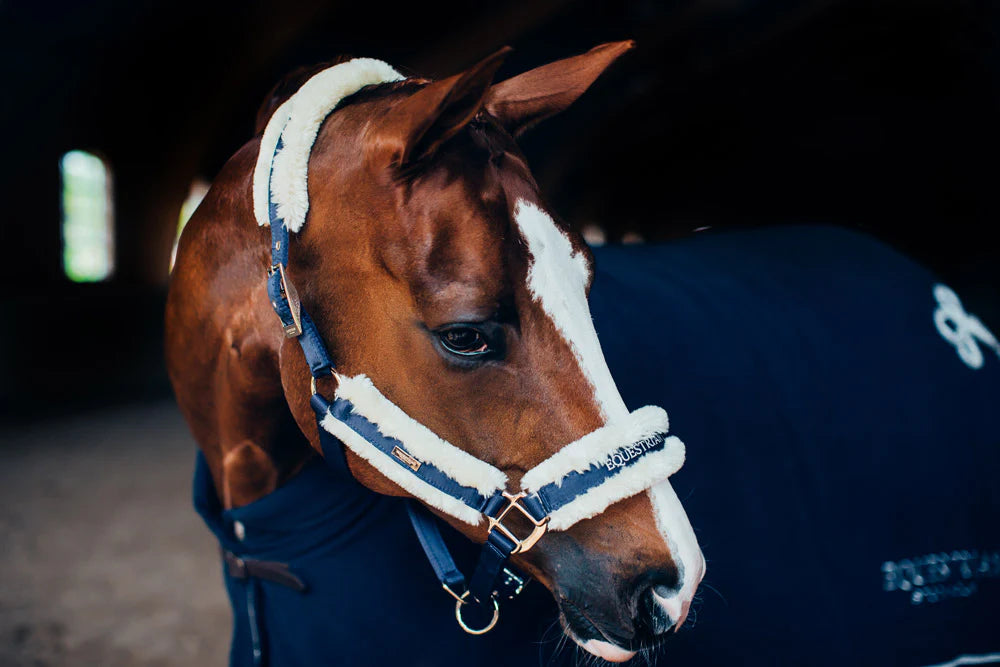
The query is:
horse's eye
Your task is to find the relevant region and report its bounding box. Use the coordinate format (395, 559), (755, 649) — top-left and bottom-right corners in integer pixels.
(438, 327), (490, 356)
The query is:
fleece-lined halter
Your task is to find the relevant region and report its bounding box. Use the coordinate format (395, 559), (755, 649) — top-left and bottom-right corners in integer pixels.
(254, 58), (686, 633)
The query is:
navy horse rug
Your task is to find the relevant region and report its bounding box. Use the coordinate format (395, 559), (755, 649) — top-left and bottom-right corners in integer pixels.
(195, 224), (1000, 667)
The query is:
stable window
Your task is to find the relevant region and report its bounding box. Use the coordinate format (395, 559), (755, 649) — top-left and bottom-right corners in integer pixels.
(61, 150), (114, 282)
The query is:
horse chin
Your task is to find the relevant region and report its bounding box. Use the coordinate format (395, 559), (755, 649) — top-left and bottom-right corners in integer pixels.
(580, 639), (637, 663)
(559, 615), (637, 663)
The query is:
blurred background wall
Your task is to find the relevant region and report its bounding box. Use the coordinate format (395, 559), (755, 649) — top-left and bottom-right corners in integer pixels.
(1, 0), (998, 421)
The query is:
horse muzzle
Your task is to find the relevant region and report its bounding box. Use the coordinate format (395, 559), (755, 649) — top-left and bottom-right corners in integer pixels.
(558, 568), (702, 662)
(542, 503), (706, 663)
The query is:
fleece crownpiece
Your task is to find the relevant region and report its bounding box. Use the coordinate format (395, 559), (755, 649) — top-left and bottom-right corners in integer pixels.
(252, 58), (404, 232)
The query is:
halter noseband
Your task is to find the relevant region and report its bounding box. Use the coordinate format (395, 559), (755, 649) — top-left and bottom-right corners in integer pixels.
(256, 59), (686, 634)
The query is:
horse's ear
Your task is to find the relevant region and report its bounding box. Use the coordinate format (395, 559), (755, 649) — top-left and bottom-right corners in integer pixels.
(373, 47), (512, 167)
(484, 41), (635, 137)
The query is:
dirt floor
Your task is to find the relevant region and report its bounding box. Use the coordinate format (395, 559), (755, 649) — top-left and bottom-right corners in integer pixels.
(0, 401), (230, 667)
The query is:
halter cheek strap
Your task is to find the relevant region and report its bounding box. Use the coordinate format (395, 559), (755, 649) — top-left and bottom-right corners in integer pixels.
(257, 59), (687, 634)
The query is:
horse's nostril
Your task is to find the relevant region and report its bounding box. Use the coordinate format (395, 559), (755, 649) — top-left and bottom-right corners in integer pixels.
(627, 569), (684, 642)
(638, 586), (676, 637)
(653, 583), (678, 599)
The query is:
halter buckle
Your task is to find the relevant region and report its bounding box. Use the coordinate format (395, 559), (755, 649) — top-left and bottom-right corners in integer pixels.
(267, 263), (303, 338)
(487, 491), (549, 555)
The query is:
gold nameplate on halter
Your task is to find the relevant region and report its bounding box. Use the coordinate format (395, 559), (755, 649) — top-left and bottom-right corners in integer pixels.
(488, 491), (550, 555)
(269, 263), (303, 338)
(391, 446), (422, 472)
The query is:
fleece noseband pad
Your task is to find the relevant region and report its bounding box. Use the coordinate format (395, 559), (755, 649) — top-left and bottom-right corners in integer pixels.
(319, 374), (508, 526)
(317, 374), (684, 530)
(519, 405), (683, 530)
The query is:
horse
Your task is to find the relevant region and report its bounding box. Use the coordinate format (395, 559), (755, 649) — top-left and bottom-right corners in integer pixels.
(167, 42), (1000, 667)
(166, 42), (705, 665)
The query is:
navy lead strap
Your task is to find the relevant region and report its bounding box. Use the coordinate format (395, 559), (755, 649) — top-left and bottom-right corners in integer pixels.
(406, 501), (467, 594)
(407, 499), (533, 635)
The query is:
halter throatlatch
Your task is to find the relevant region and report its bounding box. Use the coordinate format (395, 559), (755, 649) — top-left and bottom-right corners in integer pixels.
(257, 59), (686, 634)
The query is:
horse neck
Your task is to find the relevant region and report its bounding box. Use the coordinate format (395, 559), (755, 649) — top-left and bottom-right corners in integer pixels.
(168, 140), (315, 505)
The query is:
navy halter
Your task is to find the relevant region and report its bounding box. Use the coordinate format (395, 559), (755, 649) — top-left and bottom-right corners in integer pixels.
(262, 135), (677, 632)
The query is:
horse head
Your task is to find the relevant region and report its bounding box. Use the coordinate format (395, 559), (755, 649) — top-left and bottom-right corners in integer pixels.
(170, 42), (704, 662)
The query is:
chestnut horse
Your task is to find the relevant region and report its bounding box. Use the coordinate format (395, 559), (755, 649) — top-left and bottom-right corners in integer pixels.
(166, 42), (703, 663)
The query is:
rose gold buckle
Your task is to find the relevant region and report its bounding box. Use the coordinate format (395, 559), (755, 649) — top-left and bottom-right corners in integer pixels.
(487, 491), (549, 555)
(267, 263), (303, 338)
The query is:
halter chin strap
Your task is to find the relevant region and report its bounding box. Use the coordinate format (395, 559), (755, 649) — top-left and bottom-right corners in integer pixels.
(258, 59), (686, 634)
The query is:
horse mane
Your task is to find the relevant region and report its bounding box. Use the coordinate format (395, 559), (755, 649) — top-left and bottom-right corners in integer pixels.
(253, 57), (427, 135)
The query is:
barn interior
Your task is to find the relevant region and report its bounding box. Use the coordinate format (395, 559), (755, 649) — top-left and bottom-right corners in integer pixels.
(1, 0), (998, 664)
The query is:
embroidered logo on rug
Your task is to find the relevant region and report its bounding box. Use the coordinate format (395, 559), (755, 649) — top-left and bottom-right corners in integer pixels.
(933, 284), (1000, 370)
(882, 549), (1000, 605)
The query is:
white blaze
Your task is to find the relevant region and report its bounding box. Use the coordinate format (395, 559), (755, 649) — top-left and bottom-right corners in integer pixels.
(513, 198), (704, 628)
(512, 200), (629, 420)
(649, 480), (705, 628)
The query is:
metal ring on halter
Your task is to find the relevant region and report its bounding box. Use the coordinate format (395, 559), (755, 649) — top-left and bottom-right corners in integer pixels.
(442, 585), (500, 635)
(310, 371), (337, 396)
(454, 595), (500, 635)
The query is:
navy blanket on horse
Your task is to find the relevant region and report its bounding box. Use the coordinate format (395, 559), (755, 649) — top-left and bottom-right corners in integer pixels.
(195, 225), (999, 666)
